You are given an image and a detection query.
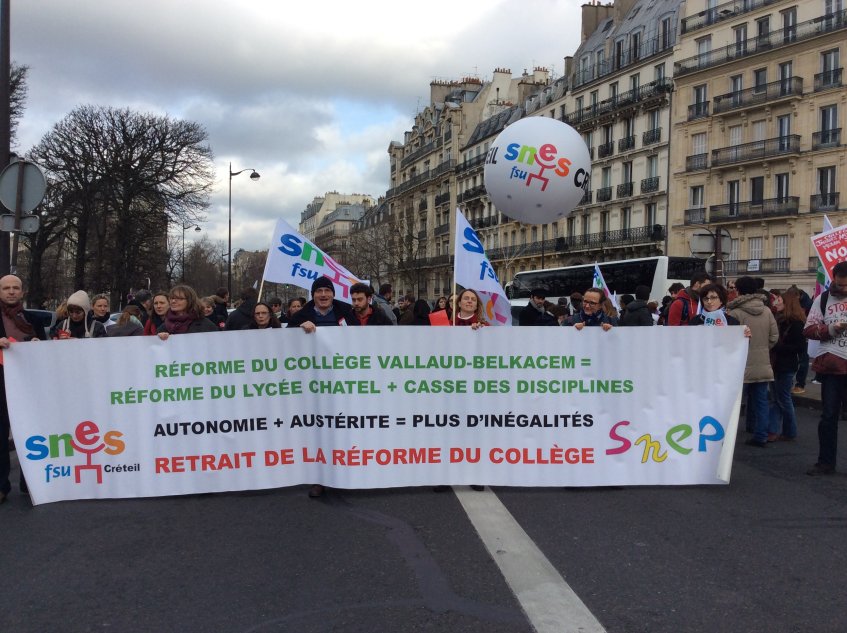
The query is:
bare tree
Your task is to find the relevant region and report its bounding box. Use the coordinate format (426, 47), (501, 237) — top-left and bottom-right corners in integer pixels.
(26, 106), (214, 303)
(10, 63), (28, 146)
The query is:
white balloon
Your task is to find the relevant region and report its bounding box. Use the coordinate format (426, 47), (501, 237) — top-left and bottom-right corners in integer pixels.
(483, 117), (591, 224)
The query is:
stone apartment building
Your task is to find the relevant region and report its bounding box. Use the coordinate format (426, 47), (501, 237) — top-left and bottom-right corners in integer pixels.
(337, 0), (844, 298)
(670, 0), (847, 288)
(299, 192), (374, 242)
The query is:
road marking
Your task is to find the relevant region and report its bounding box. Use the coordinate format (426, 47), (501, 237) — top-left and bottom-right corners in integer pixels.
(454, 486), (606, 633)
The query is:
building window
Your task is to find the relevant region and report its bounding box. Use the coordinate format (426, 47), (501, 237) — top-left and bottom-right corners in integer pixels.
(754, 68), (767, 92)
(775, 173), (790, 201)
(748, 237), (763, 261)
(774, 235), (789, 259)
(691, 185), (704, 208)
(751, 176), (765, 204)
(645, 203), (657, 227)
(654, 63), (665, 82)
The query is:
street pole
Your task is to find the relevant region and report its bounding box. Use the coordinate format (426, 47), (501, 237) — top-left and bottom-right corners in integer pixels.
(0, 0), (11, 275)
(227, 163), (260, 301)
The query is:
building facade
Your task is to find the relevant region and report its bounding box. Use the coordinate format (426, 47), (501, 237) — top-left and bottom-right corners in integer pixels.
(670, 0), (847, 288)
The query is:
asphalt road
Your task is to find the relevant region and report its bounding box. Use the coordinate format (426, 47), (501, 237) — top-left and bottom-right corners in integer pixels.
(2, 405), (845, 633)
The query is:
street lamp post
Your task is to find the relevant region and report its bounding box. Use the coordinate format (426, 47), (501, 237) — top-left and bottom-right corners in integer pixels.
(181, 222), (201, 282)
(228, 163), (260, 300)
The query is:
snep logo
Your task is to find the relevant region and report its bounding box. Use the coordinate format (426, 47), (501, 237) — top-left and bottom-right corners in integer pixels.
(276, 232), (359, 299)
(25, 420), (126, 485)
(486, 142), (589, 193)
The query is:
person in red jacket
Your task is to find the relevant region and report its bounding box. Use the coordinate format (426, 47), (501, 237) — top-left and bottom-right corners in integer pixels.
(666, 272), (712, 326)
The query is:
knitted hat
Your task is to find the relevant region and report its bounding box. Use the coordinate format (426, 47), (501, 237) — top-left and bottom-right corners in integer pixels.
(67, 290), (91, 314)
(311, 276), (335, 296)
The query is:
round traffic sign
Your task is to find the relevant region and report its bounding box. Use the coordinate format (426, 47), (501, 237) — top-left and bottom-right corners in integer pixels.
(0, 160), (47, 214)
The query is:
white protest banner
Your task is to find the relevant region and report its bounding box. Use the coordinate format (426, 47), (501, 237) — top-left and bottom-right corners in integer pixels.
(5, 327), (746, 505)
(453, 209), (511, 325)
(262, 218), (365, 302)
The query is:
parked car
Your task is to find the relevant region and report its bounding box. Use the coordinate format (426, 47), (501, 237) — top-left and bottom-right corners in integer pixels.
(25, 309), (57, 338)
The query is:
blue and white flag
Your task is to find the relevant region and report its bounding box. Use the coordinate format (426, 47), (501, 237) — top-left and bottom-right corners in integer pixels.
(262, 218), (365, 303)
(593, 264), (611, 299)
(453, 209), (511, 326)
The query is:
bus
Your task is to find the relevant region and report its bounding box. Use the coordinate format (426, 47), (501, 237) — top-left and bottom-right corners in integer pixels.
(507, 256), (706, 304)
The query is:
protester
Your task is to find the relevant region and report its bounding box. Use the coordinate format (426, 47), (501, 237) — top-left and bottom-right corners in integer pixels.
(568, 292), (583, 316)
(106, 305), (144, 337)
(225, 287), (258, 331)
(688, 283), (740, 327)
(280, 297), (304, 324)
(666, 273), (711, 326)
(288, 276), (358, 497)
(727, 276), (778, 447)
(143, 292), (169, 336)
(244, 301), (282, 329)
(566, 288), (617, 330)
(268, 297), (283, 320)
(91, 294), (112, 330)
(601, 296), (619, 320)
(211, 287), (229, 324)
(802, 261), (847, 475)
(0, 275), (47, 503)
(398, 294), (416, 325)
(410, 299), (432, 326)
(349, 283), (392, 326)
(373, 284), (398, 325)
(51, 290), (107, 339)
(768, 289), (806, 442)
(202, 296), (226, 329)
(451, 289), (488, 329)
(127, 289), (152, 325)
(518, 287), (557, 326)
(157, 285), (219, 338)
(618, 286), (654, 326)
(434, 296), (448, 312)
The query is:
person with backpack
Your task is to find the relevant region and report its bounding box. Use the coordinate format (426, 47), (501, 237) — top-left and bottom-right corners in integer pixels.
(666, 273), (711, 326)
(802, 261), (847, 475)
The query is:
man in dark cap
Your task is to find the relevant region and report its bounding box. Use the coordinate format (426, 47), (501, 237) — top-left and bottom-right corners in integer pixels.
(287, 276), (357, 333)
(128, 289), (153, 325)
(518, 288), (557, 326)
(287, 276), (357, 498)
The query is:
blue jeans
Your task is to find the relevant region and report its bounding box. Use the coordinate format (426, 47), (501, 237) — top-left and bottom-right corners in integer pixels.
(745, 382), (771, 443)
(818, 374), (847, 466)
(769, 371), (797, 438)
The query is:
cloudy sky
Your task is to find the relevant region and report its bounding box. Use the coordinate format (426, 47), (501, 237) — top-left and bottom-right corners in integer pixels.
(12, 0), (583, 253)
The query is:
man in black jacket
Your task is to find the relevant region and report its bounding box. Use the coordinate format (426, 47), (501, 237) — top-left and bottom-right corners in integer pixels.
(518, 288), (557, 326)
(225, 287), (258, 331)
(0, 275), (47, 504)
(619, 285), (655, 326)
(287, 276), (356, 497)
(350, 283), (392, 326)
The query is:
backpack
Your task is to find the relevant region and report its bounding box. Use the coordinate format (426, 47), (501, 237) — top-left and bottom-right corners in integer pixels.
(670, 296), (692, 325)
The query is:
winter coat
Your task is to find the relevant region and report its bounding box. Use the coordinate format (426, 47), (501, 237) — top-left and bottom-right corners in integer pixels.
(286, 299), (357, 328)
(770, 316), (806, 374)
(727, 294), (778, 383)
(618, 300), (654, 327)
(518, 302), (558, 326)
(225, 299), (256, 331)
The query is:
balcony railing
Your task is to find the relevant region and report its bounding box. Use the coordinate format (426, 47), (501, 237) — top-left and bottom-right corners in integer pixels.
(456, 154), (486, 174)
(723, 258), (791, 276)
(617, 182), (634, 198)
(551, 225), (665, 252)
(711, 135), (800, 167)
(433, 223), (450, 236)
(470, 216), (500, 230)
(681, 0), (777, 35)
(597, 186), (612, 202)
(579, 190), (593, 205)
(401, 137), (443, 169)
(815, 68), (843, 91)
(642, 128), (661, 145)
(570, 33), (677, 88)
(432, 159), (456, 178)
(684, 207), (707, 225)
(618, 135), (635, 152)
(709, 196), (799, 221)
(457, 184), (486, 202)
(712, 77), (803, 114)
(812, 128), (841, 149)
(434, 192), (451, 206)
(641, 177), (660, 194)
(686, 154), (708, 171)
(688, 102), (709, 120)
(676, 10), (847, 76)
(811, 192), (840, 212)
(562, 79), (672, 128)
(598, 141), (614, 159)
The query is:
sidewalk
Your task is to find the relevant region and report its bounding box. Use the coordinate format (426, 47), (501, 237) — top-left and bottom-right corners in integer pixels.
(791, 381), (822, 410)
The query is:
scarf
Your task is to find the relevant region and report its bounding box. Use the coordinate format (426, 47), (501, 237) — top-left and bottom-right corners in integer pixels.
(163, 310), (196, 334)
(1, 301), (34, 337)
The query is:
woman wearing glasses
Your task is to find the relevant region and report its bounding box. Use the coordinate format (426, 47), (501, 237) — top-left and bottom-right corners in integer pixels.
(50, 290), (107, 339)
(156, 285), (219, 339)
(244, 301), (282, 330)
